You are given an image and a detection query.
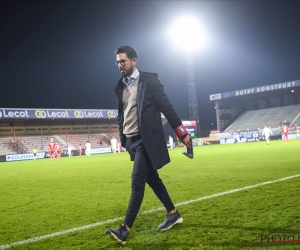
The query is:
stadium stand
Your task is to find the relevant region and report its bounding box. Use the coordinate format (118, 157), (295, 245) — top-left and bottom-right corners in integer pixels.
(66, 133), (112, 149)
(14, 135), (63, 152)
(0, 132), (121, 156)
(225, 104), (300, 131)
(9, 133), (120, 154)
(290, 109), (300, 125)
(210, 79), (300, 133)
(292, 116), (300, 126)
(0, 109), (121, 159)
(0, 137), (16, 155)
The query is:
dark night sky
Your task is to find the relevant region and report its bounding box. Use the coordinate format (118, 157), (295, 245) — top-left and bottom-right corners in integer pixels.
(1, 0), (300, 130)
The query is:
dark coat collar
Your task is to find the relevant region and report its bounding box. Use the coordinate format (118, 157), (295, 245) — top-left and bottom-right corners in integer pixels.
(115, 70), (158, 92)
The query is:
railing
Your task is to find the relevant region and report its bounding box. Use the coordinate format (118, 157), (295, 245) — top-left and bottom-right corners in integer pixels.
(16, 139), (29, 153)
(8, 139), (29, 154)
(8, 140), (17, 151)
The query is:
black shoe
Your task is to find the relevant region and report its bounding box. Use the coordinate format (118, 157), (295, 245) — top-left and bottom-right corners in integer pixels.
(106, 224), (129, 246)
(158, 210), (183, 231)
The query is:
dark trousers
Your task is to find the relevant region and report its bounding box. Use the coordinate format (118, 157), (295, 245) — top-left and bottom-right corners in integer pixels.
(124, 136), (175, 228)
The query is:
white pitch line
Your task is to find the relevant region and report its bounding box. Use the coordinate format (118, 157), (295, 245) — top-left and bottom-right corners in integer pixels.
(1, 174), (300, 249)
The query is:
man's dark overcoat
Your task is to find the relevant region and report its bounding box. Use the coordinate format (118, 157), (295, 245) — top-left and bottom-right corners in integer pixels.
(115, 71), (183, 170)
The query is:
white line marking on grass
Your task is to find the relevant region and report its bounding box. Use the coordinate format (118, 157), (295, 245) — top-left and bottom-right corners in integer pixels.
(1, 174), (300, 249)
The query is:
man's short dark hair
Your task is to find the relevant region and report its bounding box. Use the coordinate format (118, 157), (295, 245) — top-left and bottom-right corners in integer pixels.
(115, 45), (138, 59)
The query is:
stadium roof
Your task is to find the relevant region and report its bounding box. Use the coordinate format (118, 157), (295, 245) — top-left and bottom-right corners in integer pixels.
(210, 79), (300, 101)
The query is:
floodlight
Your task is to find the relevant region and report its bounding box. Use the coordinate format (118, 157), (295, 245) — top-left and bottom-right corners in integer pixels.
(168, 15), (209, 136)
(169, 16), (207, 52)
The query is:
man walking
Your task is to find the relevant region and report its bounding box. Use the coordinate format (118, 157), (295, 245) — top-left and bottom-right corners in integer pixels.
(281, 121), (289, 144)
(32, 147), (37, 160)
(48, 138), (55, 163)
(78, 144), (82, 157)
(262, 125), (273, 145)
(111, 136), (118, 155)
(85, 141), (91, 157)
(169, 135), (174, 149)
(105, 45), (191, 245)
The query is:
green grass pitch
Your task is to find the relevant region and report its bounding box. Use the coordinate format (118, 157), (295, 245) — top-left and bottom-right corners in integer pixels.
(1, 140), (300, 249)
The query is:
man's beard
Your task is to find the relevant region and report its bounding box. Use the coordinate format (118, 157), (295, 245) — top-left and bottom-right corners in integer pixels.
(121, 66), (133, 77)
